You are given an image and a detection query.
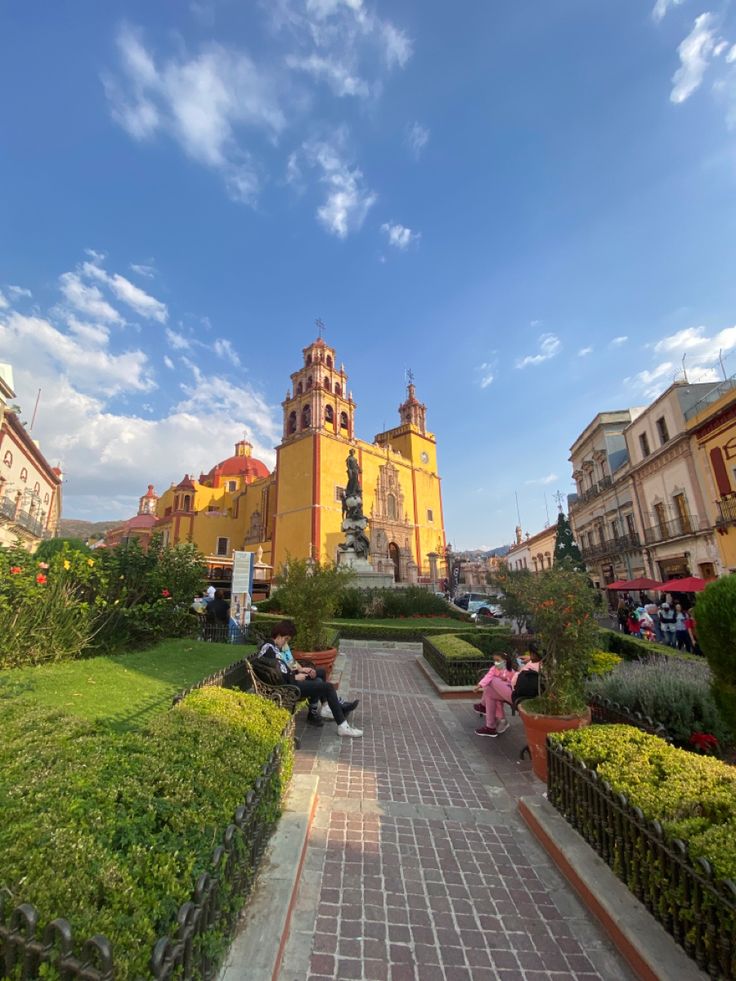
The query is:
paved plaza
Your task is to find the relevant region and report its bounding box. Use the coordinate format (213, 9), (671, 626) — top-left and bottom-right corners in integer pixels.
(277, 646), (632, 981)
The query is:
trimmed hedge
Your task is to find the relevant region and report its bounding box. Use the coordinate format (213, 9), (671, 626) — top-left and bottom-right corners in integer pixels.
(422, 634), (490, 685)
(597, 627), (700, 663)
(551, 725), (736, 881)
(329, 621), (480, 642)
(0, 687), (292, 980)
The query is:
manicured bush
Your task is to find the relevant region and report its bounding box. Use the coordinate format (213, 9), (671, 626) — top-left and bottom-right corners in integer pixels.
(587, 655), (730, 745)
(270, 558), (354, 651)
(451, 630), (515, 657)
(551, 725), (736, 880)
(695, 575), (736, 733)
(588, 650), (622, 676)
(597, 627), (687, 661)
(332, 621), (475, 642)
(263, 585), (468, 622)
(0, 687), (292, 980)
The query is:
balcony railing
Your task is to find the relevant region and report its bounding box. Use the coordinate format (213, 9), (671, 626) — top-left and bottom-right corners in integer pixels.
(683, 374), (736, 421)
(570, 475), (615, 510)
(0, 496), (16, 521)
(15, 510), (46, 538)
(642, 515), (709, 545)
(717, 496), (736, 528)
(579, 531), (641, 562)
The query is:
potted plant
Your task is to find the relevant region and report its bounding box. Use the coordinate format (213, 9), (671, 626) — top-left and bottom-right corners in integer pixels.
(516, 563), (598, 781)
(270, 557), (354, 678)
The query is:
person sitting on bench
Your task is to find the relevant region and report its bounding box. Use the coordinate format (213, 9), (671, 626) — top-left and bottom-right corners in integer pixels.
(257, 621), (362, 737)
(473, 646), (542, 737)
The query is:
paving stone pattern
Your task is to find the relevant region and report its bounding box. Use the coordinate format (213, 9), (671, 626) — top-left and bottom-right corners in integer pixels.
(281, 647), (632, 981)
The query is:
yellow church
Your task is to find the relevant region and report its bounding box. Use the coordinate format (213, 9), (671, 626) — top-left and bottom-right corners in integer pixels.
(134, 336), (447, 587)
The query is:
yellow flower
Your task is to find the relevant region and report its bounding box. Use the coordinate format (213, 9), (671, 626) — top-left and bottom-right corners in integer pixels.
(87, 559), (95, 567)
(63, 560), (71, 570)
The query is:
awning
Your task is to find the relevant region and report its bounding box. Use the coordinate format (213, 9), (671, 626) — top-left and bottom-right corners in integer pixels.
(659, 576), (708, 593)
(606, 577), (663, 591)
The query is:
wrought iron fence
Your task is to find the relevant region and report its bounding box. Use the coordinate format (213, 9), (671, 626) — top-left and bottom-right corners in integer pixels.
(0, 728), (291, 981)
(587, 694), (671, 740)
(547, 740), (736, 979)
(422, 634), (532, 686)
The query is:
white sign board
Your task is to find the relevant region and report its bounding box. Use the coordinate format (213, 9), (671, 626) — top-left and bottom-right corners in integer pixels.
(231, 550), (254, 635)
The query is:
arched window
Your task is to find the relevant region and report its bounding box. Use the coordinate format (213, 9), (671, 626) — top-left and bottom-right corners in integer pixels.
(19, 468), (28, 483)
(326, 355), (333, 369)
(302, 405), (311, 429)
(43, 493), (49, 504)
(307, 376), (313, 389)
(33, 482), (40, 497)
(711, 447), (732, 497)
(288, 411), (297, 435)
(323, 378), (331, 391)
(183, 494), (191, 511)
(325, 405), (334, 426)
(340, 411), (349, 433)
(3, 451), (11, 468)
(334, 383), (342, 397)
(306, 354), (312, 366)
(228, 480), (237, 492)
(387, 493), (397, 520)
(296, 382), (303, 396)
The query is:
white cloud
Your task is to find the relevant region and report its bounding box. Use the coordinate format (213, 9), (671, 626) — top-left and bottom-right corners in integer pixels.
(165, 327), (192, 351)
(516, 333), (561, 369)
(610, 335), (628, 346)
(577, 346), (593, 357)
(728, 44), (736, 63)
(0, 291), (8, 310)
(286, 53), (369, 96)
(525, 473), (558, 486)
(130, 262), (156, 279)
(299, 136), (376, 237)
(380, 222), (420, 249)
(67, 316), (111, 347)
(380, 21), (412, 69)
(59, 271), (124, 325)
(478, 363), (495, 389)
(406, 121), (429, 158)
(671, 13), (718, 104)
(105, 26), (285, 205)
(626, 321), (736, 398)
(163, 355), (175, 370)
(653, 0), (687, 24)
(214, 337), (241, 367)
(7, 285), (32, 299)
(83, 259), (168, 323)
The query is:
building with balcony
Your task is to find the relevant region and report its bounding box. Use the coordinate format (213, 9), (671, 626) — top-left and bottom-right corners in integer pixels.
(624, 381), (720, 582)
(505, 523), (557, 572)
(568, 409), (646, 596)
(685, 374), (736, 573)
(0, 363), (62, 551)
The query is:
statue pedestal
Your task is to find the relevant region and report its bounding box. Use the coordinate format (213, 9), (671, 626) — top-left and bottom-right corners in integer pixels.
(337, 550), (395, 589)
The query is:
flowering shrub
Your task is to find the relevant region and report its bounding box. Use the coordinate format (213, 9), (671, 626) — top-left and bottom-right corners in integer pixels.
(0, 537), (206, 668)
(588, 650), (622, 676)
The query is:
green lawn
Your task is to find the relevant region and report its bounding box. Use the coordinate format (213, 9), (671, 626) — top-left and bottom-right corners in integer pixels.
(0, 639), (254, 732)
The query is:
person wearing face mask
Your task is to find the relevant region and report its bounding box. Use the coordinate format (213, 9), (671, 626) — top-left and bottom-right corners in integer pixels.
(473, 652), (517, 737)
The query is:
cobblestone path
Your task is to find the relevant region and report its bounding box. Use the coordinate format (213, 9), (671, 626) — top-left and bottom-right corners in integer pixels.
(278, 646), (631, 981)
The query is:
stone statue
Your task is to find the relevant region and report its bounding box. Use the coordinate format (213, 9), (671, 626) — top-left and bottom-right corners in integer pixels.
(345, 448), (361, 498)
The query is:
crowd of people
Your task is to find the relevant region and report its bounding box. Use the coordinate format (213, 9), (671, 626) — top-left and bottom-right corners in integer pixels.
(615, 593), (700, 653)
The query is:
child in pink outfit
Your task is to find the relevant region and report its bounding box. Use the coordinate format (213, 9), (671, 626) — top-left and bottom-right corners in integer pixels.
(474, 653), (517, 737)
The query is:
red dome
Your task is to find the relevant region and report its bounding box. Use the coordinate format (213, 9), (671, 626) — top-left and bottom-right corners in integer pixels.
(205, 440), (270, 485)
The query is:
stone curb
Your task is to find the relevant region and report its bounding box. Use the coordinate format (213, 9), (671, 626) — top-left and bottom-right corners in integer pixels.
(218, 773), (319, 981)
(415, 654), (476, 699)
(519, 796), (708, 981)
(338, 638), (423, 651)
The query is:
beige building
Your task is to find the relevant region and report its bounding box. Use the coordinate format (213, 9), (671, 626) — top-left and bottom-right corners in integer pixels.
(625, 381), (721, 581)
(568, 409), (646, 592)
(506, 524), (557, 572)
(0, 363), (62, 550)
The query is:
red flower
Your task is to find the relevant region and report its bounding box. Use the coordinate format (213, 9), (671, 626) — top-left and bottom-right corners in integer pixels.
(10, 566), (22, 574)
(689, 732), (719, 754)
(161, 588), (171, 598)
(36, 574), (47, 584)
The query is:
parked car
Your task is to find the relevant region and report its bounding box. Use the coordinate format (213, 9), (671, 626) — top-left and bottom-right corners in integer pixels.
(454, 592), (498, 614)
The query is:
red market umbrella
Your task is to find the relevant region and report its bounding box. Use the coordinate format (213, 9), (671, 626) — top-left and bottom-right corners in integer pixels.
(618, 577), (664, 591)
(606, 580), (631, 590)
(659, 576), (708, 593)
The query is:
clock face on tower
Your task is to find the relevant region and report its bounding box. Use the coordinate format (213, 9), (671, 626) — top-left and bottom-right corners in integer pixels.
(420, 451), (429, 464)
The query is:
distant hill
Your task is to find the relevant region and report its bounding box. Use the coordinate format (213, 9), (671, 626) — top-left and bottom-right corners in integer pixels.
(59, 518), (122, 541)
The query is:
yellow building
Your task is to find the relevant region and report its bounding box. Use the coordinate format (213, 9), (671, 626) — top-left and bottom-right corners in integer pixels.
(126, 336), (447, 585)
(686, 376), (736, 573)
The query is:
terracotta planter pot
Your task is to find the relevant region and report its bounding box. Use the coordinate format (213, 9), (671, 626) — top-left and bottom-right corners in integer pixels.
(519, 703), (592, 782)
(294, 647), (338, 681)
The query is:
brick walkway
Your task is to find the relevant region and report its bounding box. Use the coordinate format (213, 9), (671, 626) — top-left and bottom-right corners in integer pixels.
(278, 646), (632, 981)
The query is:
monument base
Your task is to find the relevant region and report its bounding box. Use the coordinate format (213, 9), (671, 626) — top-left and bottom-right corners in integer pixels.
(337, 551), (396, 589)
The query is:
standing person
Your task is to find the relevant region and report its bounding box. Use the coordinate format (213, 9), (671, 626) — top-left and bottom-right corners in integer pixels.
(645, 598), (663, 642)
(473, 652), (517, 737)
(206, 589), (230, 623)
(617, 597), (629, 634)
(674, 603), (692, 652)
(659, 601), (676, 647)
(257, 622), (362, 737)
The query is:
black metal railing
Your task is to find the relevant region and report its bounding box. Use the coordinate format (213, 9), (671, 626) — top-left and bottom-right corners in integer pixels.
(0, 725), (291, 981)
(580, 531), (641, 562)
(587, 695), (670, 740)
(0, 496), (16, 521)
(570, 476), (615, 510)
(15, 510), (45, 538)
(422, 634), (531, 686)
(547, 741), (736, 979)
(717, 497), (736, 528)
(643, 515), (709, 544)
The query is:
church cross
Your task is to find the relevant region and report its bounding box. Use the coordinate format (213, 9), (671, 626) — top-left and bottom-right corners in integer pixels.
(315, 318), (326, 339)
(406, 368), (415, 385)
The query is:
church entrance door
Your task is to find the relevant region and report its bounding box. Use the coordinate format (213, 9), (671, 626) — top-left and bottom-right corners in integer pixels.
(389, 542), (401, 582)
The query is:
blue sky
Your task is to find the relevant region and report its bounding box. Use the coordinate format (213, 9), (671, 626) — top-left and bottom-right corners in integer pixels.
(3, 0), (736, 549)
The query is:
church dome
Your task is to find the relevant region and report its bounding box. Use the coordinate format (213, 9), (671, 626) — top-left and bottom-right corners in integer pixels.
(206, 440), (269, 484)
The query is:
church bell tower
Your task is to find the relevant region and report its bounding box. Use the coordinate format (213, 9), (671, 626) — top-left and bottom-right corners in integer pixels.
(282, 335), (356, 442)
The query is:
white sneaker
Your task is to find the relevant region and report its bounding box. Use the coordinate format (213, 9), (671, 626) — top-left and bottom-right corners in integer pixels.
(337, 722), (363, 738)
(496, 719), (509, 734)
(320, 703), (334, 720)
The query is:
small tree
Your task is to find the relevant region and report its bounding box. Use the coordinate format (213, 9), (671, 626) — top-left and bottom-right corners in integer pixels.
(272, 557), (355, 652)
(489, 566), (534, 632)
(553, 511), (585, 571)
(695, 576), (736, 734)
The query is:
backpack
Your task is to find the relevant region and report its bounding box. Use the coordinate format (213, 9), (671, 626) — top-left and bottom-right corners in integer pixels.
(250, 655), (286, 687)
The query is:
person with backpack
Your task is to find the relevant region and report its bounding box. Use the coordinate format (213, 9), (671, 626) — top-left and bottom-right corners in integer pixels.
(256, 621), (362, 737)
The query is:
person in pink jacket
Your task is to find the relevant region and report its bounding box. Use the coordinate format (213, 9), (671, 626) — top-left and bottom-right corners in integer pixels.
(473, 652), (517, 737)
